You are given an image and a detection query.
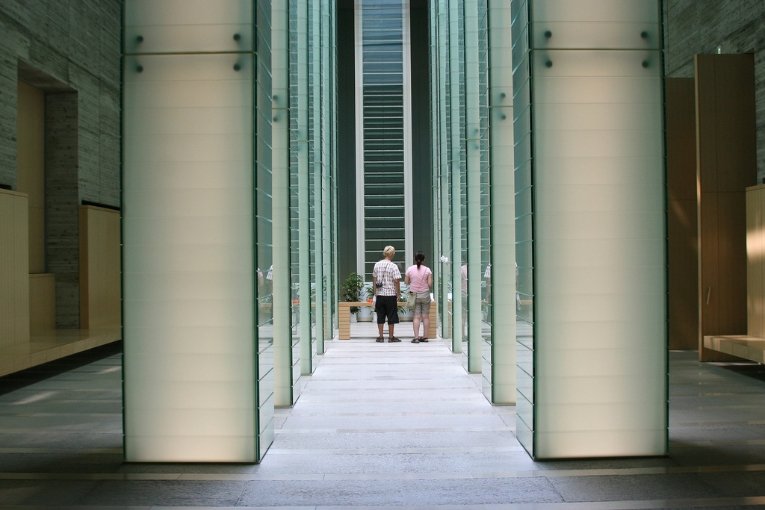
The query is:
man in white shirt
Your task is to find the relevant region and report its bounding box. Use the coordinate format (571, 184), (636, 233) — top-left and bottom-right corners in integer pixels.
(372, 245), (401, 342)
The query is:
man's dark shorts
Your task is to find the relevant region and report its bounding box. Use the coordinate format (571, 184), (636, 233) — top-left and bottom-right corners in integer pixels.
(375, 295), (399, 324)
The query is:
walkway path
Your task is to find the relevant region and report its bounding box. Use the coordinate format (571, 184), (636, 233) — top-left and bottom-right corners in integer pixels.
(3, 334), (765, 507)
(264, 335), (539, 505)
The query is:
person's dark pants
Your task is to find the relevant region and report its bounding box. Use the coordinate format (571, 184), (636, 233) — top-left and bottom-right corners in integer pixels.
(375, 295), (399, 324)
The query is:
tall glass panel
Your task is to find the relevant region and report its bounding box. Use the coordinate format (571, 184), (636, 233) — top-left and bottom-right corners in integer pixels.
(511, 0), (534, 453)
(255, 1), (275, 450)
(329, 0), (339, 339)
(474, 0), (494, 393)
(486, 0), (515, 404)
(321, 0), (335, 342)
(465, 0), (484, 372)
(430, 0), (456, 343)
(310, 0), (324, 353)
(272, 0), (296, 406)
(122, 0), (270, 462)
(290, 0), (314, 374)
(437, 0), (452, 341)
(356, 0), (408, 278)
(428, 1), (441, 335)
(512, 0), (667, 459)
(448, 0), (466, 355)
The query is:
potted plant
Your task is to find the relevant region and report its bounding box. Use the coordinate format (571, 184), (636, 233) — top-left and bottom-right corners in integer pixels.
(341, 272), (364, 315)
(398, 282), (413, 321)
(358, 282), (374, 322)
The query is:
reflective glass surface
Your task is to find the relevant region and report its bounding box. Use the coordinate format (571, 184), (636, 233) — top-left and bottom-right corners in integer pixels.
(359, 0), (407, 278)
(123, 51), (258, 462)
(511, 0), (666, 459)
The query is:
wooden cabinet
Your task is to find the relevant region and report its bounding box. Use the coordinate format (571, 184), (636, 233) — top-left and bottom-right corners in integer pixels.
(666, 78), (698, 350)
(79, 205), (121, 330)
(695, 54), (757, 360)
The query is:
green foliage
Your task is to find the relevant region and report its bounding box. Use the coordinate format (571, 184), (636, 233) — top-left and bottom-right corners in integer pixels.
(341, 272), (364, 313)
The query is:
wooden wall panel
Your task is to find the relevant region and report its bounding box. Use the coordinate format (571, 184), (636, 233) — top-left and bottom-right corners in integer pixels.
(0, 193), (15, 348)
(29, 273), (55, 334)
(695, 54), (757, 361)
(16, 82), (45, 274)
(79, 205), (121, 330)
(747, 186), (765, 338)
(666, 78), (698, 349)
(0, 190), (30, 348)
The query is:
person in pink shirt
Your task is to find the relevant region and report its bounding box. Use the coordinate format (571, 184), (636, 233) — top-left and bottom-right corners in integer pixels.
(404, 252), (433, 343)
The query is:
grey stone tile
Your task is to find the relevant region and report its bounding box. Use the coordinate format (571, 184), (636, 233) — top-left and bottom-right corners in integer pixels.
(0, 480), (98, 505)
(270, 430), (518, 451)
(699, 472), (765, 497)
(668, 442), (765, 467)
(548, 473), (720, 502)
(0, 452), (124, 473)
(6, 339), (765, 508)
(238, 478), (562, 506)
(80, 480), (246, 506)
(0, 431), (121, 450)
(280, 413), (508, 431)
(252, 451), (537, 476)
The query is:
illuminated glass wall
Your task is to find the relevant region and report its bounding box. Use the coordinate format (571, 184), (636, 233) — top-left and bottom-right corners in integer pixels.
(355, 0), (412, 278)
(290, 0), (336, 367)
(512, 0), (667, 459)
(485, 0), (513, 403)
(429, 0), (512, 403)
(431, 2), (451, 343)
(429, 0), (465, 353)
(122, 0), (273, 462)
(273, 0), (296, 406)
(429, 0), (492, 372)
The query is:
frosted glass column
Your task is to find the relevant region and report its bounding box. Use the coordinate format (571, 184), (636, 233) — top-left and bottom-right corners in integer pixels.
(486, 0), (515, 404)
(272, 0), (295, 406)
(436, 1), (451, 340)
(449, 0), (465, 354)
(430, 0), (451, 339)
(321, 0), (334, 343)
(511, 0), (667, 459)
(465, 0), (483, 372)
(295, 0), (314, 375)
(122, 0), (267, 462)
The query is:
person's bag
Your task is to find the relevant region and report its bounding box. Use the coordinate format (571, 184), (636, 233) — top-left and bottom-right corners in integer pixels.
(406, 291), (416, 309)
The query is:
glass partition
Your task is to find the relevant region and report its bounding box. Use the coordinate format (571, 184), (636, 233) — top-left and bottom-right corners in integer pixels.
(322, 0), (336, 341)
(290, 0), (314, 374)
(433, 0), (451, 341)
(255, 1), (275, 450)
(511, 0), (666, 459)
(486, 0), (515, 404)
(464, 0), (489, 373)
(122, 0), (271, 461)
(475, 0), (492, 389)
(272, 0), (295, 406)
(449, 0), (466, 355)
(310, 0), (323, 354)
(356, 0), (409, 278)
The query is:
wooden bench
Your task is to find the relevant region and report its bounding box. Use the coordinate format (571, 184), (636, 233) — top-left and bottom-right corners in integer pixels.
(338, 300), (438, 340)
(704, 335), (765, 363)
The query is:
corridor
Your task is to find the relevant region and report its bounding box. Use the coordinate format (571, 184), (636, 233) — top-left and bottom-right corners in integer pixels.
(3, 337), (765, 507)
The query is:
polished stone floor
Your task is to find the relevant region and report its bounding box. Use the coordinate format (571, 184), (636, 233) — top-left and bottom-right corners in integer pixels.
(3, 333), (765, 508)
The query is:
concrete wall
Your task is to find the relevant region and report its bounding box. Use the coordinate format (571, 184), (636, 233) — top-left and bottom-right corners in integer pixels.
(0, 0), (122, 327)
(664, 0), (765, 179)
